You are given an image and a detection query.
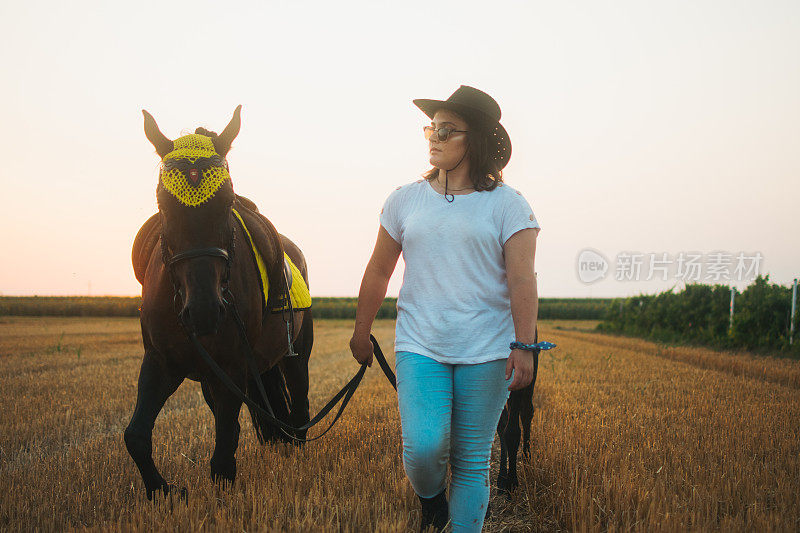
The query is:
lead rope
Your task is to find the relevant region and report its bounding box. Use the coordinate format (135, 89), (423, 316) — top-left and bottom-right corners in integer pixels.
(188, 298), (396, 444)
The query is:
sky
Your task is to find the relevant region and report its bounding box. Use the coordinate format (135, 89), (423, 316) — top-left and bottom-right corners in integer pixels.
(0, 0), (798, 298)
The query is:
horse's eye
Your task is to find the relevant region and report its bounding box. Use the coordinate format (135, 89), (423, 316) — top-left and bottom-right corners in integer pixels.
(161, 235), (176, 255)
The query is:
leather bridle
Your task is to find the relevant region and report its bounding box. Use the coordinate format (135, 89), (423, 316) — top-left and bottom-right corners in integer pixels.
(160, 214), (236, 316)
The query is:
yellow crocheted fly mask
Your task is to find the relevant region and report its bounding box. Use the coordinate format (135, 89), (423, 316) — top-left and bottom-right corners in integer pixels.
(159, 134), (231, 207)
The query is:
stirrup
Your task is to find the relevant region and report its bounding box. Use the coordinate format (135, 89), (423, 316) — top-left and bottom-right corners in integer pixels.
(282, 261), (298, 358)
(284, 319), (298, 357)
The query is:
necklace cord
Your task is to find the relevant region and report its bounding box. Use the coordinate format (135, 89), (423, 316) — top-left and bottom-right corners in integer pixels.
(442, 139), (470, 203)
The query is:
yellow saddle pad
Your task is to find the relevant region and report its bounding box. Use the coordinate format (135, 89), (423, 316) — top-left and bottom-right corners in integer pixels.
(232, 208), (312, 313)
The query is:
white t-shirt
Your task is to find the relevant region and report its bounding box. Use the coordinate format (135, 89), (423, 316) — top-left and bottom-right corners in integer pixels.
(379, 178), (541, 364)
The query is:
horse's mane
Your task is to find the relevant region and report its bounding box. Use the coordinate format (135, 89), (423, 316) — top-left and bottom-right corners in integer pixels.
(195, 127), (218, 138)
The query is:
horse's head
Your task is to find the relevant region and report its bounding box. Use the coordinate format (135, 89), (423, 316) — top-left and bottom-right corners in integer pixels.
(143, 106), (242, 336)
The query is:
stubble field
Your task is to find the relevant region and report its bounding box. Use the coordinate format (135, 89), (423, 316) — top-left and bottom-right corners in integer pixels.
(0, 317), (798, 532)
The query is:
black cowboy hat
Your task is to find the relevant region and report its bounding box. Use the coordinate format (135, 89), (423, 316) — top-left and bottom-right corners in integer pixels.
(413, 85), (512, 170)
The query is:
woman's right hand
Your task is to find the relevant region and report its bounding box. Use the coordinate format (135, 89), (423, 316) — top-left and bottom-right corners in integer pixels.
(350, 225), (400, 368)
(349, 332), (374, 367)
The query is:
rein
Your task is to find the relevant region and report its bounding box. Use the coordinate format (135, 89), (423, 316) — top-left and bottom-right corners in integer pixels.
(161, 213), (397, 443)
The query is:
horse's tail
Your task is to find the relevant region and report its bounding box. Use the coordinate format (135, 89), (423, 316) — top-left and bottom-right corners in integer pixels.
(247, 363), (294, 445)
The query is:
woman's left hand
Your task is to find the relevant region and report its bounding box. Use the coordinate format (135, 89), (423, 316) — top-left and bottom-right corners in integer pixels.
(505, 349), (535, 391)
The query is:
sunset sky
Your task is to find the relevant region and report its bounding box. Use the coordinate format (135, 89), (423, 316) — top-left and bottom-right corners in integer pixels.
(1, 1), (797, 298)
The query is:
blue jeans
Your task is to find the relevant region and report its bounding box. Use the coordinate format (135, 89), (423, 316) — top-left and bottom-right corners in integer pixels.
(395, 351), (512, 532)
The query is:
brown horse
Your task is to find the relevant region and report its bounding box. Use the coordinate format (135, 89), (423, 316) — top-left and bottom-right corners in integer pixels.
(124, 106), (313, 500)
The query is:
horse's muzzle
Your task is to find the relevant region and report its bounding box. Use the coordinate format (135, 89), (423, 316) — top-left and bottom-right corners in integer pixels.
(180, 299), (226, 336)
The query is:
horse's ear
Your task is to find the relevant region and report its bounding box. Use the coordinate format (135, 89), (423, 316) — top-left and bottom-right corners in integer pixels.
(213, 105), (242, 157)
(142, 110), (174, 158)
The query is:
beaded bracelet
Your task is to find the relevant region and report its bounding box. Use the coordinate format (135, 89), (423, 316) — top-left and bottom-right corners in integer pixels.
(509, 340), (557, 352)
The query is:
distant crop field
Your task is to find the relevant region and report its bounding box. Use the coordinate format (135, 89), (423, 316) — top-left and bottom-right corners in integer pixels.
(1, 317), (798, 531)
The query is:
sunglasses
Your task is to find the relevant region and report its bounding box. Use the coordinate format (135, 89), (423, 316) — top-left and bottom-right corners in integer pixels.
(423, 125), (469, 142)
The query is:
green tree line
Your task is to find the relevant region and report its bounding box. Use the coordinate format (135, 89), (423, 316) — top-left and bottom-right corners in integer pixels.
(598, 274), (800, 356)
(0, 296), (611, 320)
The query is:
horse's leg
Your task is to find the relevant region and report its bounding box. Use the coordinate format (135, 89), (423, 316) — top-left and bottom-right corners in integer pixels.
(124, 351), (184, 500)
(521, 327), (539, 461)
(245, 374), (278, 445)
(488, 405), (510, 519)
(521, 393), (534, 462)
(522, 352), (537, 461)
(256, 366), (292, 444)
(208, 384), (243, 485)
(201, 380), (215, 413)
(496, 405), (510, 493)
(505, 391), (524, 492)
(283, 311), (312, 443)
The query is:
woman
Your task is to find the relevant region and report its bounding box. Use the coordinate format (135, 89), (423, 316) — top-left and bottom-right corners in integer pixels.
(349, 85), (541, 532)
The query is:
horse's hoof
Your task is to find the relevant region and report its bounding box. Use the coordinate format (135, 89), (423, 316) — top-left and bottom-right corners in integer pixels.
(145, 481), (185, 502)
(496, 483), (514, 500)
(165, 485), (189, 509)
(496, 477), (509, 493)
(146, 481), (169, 501)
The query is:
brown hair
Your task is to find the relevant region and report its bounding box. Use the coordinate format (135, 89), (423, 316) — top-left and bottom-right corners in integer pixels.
(422, 113), (504, 191)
